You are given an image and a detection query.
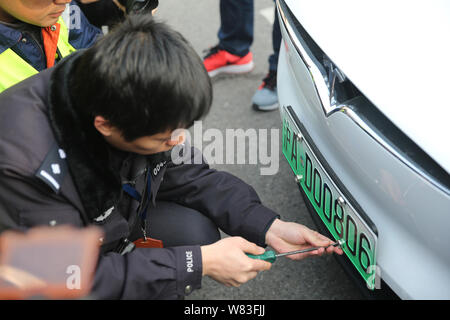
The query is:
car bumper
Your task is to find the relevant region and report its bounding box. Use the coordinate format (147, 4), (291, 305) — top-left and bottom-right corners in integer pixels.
(277, 3), (450, 299)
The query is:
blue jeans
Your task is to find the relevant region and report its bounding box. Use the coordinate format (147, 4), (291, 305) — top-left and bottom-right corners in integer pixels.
(218, 0), (281, 71)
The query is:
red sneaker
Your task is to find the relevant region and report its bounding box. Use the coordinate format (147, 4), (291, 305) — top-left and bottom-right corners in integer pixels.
(203, 45), (254, 77)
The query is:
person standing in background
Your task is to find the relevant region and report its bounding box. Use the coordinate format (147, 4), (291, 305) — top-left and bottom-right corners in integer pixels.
(203, 0), (281, 112)
(0, 0), (101, 93)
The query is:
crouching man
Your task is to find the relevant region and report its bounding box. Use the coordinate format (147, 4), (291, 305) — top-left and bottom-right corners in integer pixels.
(0, 15), (342, 299)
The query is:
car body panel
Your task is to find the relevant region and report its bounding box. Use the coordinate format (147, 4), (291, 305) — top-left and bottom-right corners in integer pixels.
(277, 0), (450, 299)
(282, 0), (450, 174)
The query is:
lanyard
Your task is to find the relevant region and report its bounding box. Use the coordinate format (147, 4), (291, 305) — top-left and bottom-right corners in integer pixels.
(122, 171), (152, 240)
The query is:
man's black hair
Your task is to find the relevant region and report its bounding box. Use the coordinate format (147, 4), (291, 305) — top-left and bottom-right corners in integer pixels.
(71, 14), (212, 141)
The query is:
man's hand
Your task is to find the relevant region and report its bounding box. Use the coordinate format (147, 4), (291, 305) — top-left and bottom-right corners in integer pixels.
(265, 219), (343, 260)
(201, 237), (271, 287)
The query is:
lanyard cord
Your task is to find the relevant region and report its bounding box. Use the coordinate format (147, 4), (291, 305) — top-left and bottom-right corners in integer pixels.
(122, 171), (152, 240)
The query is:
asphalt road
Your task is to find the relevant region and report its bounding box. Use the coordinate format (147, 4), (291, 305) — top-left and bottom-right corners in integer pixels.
(156, 0), (364, 300)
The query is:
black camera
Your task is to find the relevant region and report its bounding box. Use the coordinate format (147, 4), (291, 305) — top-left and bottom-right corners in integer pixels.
(118, 0), (159, 14)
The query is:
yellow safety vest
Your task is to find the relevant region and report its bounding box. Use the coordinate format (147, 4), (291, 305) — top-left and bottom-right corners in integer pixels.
(0, 17), (76, 93)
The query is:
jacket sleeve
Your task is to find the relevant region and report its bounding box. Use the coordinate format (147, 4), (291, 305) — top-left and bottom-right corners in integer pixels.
(156, 146), (280, 247)
(92, 245), (202, 299)
(0, 167), (202, 299)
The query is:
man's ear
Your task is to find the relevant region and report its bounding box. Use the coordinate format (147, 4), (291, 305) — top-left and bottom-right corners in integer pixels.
(93, 116), (113, 137)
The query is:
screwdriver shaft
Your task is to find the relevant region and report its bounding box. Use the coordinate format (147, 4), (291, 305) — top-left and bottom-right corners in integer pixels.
(275, 240), (344, 258)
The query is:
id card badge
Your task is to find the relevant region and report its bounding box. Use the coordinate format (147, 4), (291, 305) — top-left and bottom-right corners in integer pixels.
(133, 237), (163, 248)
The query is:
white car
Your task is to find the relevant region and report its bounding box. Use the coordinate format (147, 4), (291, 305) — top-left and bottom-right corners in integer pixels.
(276, 0), (450, 299)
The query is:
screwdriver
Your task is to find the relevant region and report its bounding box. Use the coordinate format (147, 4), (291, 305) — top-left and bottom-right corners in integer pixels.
(246, 239), (345, 263)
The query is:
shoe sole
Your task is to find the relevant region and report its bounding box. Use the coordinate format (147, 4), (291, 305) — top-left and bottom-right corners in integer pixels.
(252, 102), (279, 112)
(208, 61), (255, 77)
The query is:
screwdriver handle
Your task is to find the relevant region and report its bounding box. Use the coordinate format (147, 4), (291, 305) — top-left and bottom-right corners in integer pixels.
(246, 250), (277, 263)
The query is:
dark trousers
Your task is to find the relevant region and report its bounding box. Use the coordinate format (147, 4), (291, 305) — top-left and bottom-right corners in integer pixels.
(218, 0), (281, 71)
(131, 201), (221, 247)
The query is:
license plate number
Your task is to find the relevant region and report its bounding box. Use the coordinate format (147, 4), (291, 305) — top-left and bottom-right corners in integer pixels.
(282, 107), (378, 289)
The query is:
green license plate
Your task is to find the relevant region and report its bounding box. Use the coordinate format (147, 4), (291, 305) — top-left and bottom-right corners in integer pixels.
(282, 106), (378, 290)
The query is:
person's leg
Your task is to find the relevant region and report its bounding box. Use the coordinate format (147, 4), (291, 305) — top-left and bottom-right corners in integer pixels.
(126, 201), (219, 300)
(218, 0), (254, 57)
(252, 4), (281, 112)
(135, 201), (221, 247)
(203, 0), (254, 77)
(268, 8), (281, 72)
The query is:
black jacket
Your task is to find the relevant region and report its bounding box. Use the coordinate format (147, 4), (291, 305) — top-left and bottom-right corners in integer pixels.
(75, 0), (125, 29)
(0, 54), (278, 299)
